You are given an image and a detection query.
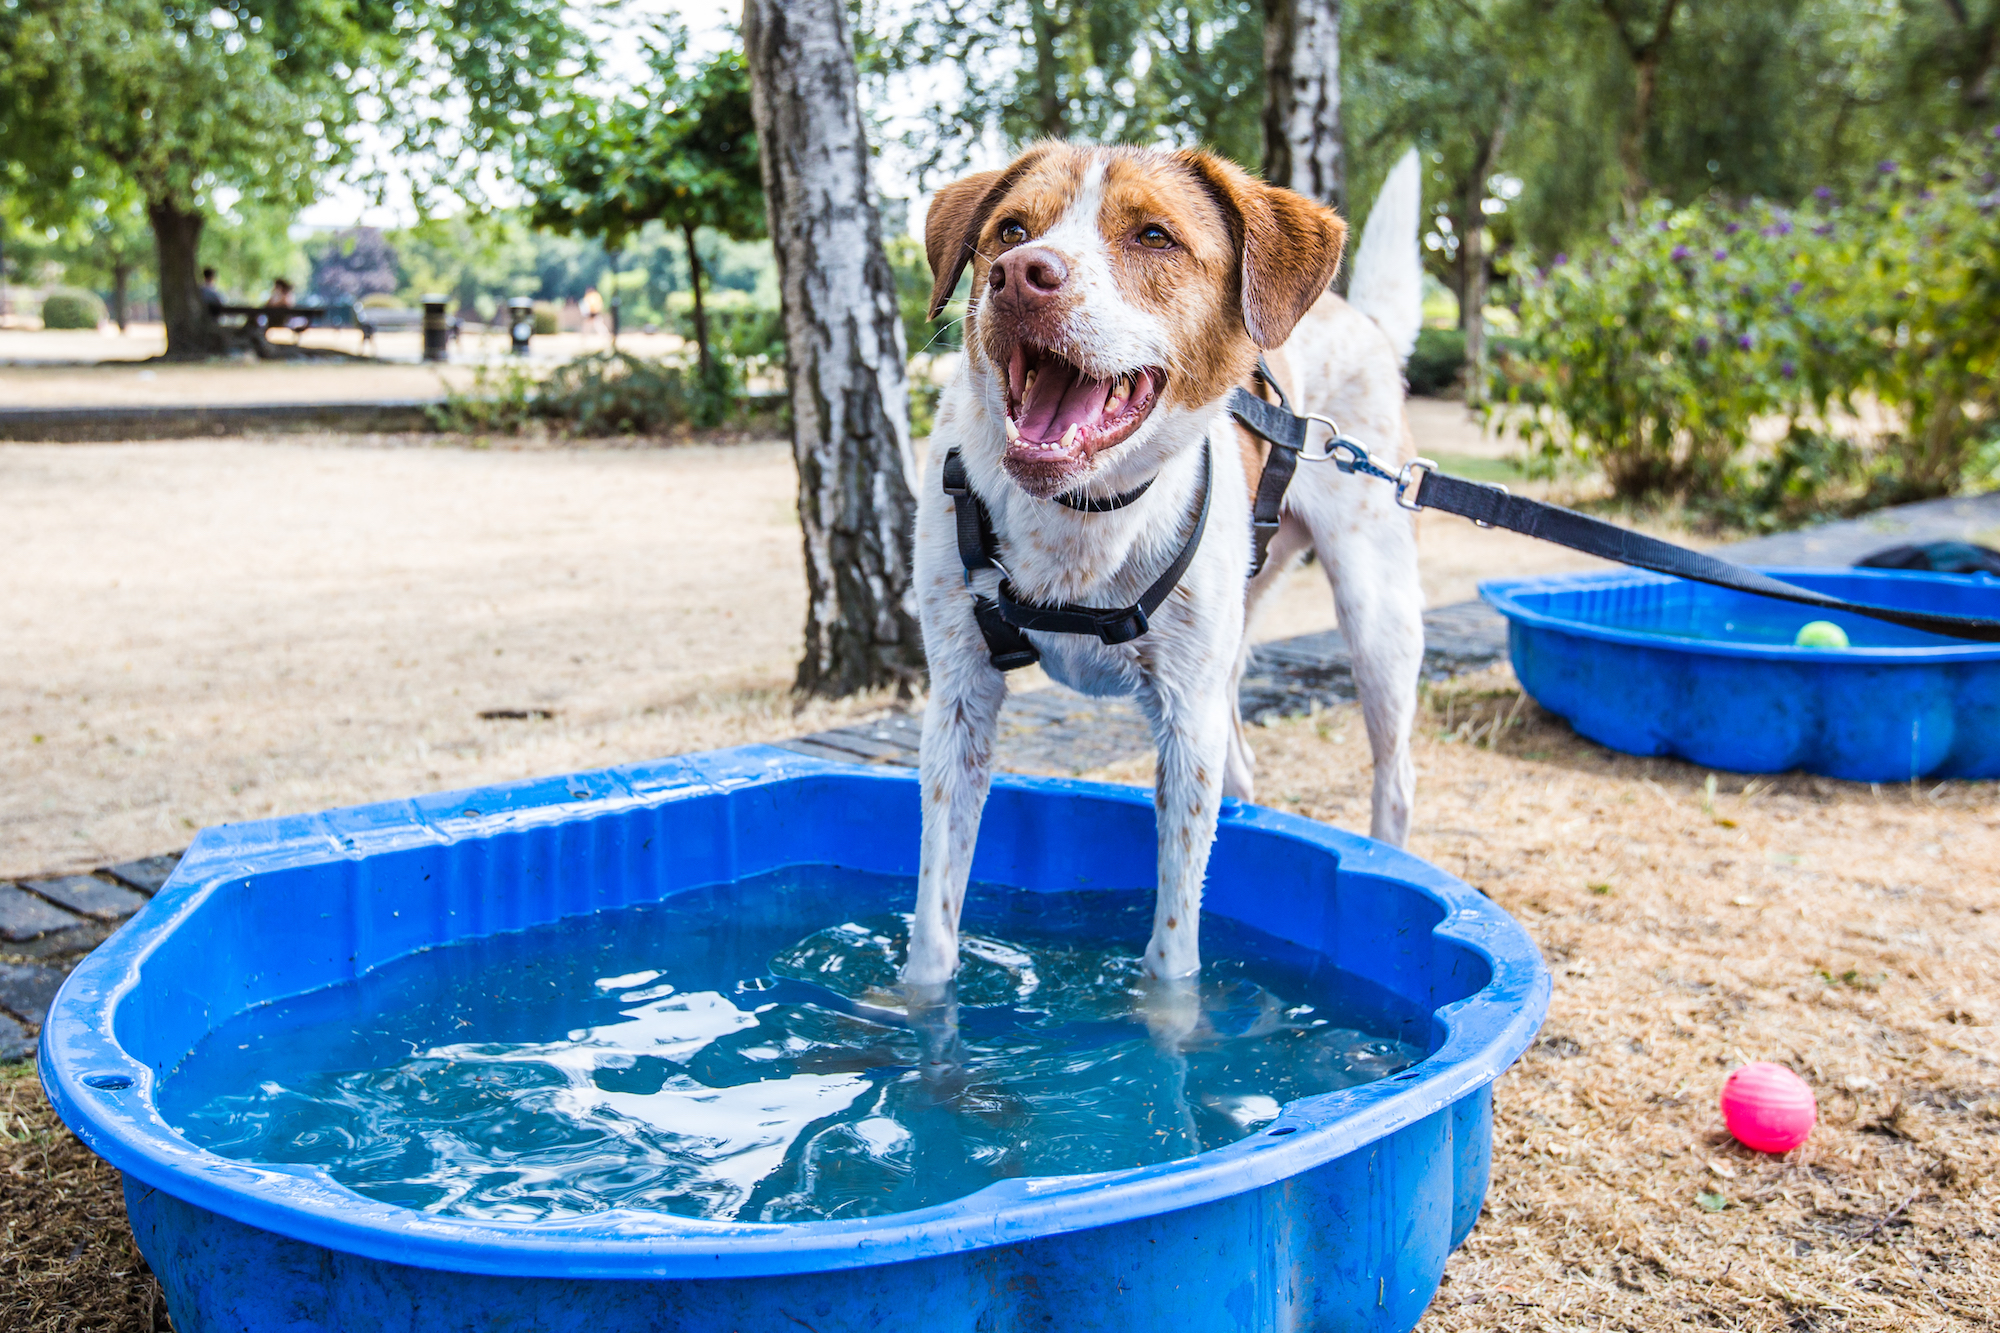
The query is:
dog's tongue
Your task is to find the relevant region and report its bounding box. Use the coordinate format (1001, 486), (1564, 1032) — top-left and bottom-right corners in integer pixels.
(1016, 359), (1112, 446)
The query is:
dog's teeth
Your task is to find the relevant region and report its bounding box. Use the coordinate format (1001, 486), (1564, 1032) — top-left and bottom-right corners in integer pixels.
(1060, 423), (1080, 450)
(1004, 417), (1020, 443)
(1023, 367), (1038, 397)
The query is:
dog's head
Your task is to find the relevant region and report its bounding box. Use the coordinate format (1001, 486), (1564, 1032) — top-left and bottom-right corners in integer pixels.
(927, 144), (1346, 498)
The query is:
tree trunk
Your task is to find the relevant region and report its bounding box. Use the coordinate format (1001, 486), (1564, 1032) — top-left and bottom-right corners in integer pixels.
(744, 0), (925, 698)
(111, 262), (131, 333)
(149, 200), (228, 359)
(1261, 0), (1343, 212)
(681, 222), (713, 380)
(1460, 207), (1486, 402)
(1602, 0), (1682, 213)
(1460, 117), (1508, 405)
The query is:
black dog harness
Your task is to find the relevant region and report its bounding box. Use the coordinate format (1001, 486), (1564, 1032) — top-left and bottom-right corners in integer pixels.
(942, 445), (1212, 670)
(943, 360), (1299, 672)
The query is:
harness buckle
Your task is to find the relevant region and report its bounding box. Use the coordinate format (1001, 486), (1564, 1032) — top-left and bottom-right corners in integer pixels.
(1093, 606), (1150, 645)
(1395, 458), (1437, 512)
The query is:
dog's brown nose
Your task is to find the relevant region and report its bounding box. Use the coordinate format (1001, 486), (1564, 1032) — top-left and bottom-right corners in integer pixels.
(989, 247), (1069, 305)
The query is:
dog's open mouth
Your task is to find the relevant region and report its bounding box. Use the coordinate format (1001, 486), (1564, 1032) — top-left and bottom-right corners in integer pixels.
(1004, 344), (1165, 466)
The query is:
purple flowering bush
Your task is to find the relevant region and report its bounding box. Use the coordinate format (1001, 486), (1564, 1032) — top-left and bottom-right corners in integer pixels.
(1503, 132), (2000, 512)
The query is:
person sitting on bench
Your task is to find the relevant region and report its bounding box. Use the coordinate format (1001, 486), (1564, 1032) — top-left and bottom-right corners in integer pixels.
(198, 268), (225, 316)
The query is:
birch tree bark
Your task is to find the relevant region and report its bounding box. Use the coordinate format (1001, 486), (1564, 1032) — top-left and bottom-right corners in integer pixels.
(745, 0), (925, 697)
(1261, 0), (1344, 211)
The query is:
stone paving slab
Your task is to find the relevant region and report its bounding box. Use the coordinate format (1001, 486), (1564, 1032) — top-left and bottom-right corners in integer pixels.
(0, 883), (85, 945)
(104, 854), (182, 894)
(1717, 491), (2000, 568)
(0, 961), (67, 1026)
(0, 1013), (32, 1061)
(22, 875), (148, 921)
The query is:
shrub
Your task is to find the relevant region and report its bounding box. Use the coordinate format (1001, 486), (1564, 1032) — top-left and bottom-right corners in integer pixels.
(1500, 130), (2000, 509)
(432, 352), (699, 437)
(531, 301), (560, 337)
(358, 292), (403, 310)
(538, 352), (693, 434)
(40, 288), (105, 330)
(428, 363), (540, 435)
(1406, 329), (1465, 397)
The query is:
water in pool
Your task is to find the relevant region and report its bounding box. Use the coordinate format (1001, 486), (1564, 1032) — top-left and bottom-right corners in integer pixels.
(163, 867), (1424, 1224)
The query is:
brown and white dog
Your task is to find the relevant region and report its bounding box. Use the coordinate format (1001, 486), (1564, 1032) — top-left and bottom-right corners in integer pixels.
(903, 144), (1427, 987)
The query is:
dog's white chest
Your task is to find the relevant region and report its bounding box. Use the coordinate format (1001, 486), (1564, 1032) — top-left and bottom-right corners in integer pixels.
(1030, 635), (1145, 698)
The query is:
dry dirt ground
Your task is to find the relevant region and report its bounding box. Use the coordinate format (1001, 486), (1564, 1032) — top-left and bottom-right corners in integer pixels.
(0, 405), (1639, 878)
(1091, 677), (2000, 1332)
(6, 680), (1995, 1332)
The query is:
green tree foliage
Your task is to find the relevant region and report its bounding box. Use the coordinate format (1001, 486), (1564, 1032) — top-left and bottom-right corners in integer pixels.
(0, 0), (580, 357)
(876, 0), (1265, 177)
(521, 26), (765, 396)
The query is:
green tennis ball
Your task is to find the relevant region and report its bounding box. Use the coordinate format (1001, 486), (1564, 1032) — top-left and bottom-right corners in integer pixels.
(1794, 620), (1850, 649)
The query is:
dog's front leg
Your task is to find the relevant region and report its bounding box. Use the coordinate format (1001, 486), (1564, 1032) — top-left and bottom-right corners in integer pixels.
(1140, 680), (1232, 979)
(903, 663), (1006, 988)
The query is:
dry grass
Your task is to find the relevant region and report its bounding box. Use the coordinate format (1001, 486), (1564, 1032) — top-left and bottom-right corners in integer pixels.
(1096, 671), (2000, 1330)
(2, 1062), (168, 1333)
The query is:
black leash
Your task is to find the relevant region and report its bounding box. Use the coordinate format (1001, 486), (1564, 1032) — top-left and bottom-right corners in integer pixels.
(1226, 400), (2000, 644)
(942, 444), (1213, 670)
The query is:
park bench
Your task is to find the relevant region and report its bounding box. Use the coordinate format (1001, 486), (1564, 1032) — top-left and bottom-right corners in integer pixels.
(212, 304), (326, 343)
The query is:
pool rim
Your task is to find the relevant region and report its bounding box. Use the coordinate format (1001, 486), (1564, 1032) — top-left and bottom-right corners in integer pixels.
(40, 744), (1549, 1281)
(1480, 566), (2000, 664)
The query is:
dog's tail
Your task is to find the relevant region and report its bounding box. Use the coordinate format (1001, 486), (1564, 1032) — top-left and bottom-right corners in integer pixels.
(1345, 147), (1424, 364)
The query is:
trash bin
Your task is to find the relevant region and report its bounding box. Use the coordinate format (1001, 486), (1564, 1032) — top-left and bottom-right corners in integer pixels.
(422, 295), (450, 363)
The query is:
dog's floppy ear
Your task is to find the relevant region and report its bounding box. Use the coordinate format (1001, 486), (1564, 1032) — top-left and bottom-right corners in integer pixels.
(923, 146), (1059, 320)
(1176, 151), (1348, 349)
(925, 170), (1005, 321)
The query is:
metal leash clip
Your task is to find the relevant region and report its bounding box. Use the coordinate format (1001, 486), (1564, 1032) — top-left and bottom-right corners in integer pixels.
(1394, 457), (1436, 513)
(1395, 458), (1509, 525)
(1299, 415), (1402, 485)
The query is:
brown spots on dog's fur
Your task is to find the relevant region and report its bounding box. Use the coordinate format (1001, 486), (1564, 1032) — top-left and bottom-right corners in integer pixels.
(1095, 152), (1254, 413)
(932, 143), (1345, 426)
(924, 144), (1064, 320)
(1166, 916), (1178, 930)
(1167, 151), (1346, 346)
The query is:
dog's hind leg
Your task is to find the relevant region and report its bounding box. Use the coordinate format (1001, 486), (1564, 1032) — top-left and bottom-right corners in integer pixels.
(903, 664), (1007, 989)
(1140, 678), (1233, 979)
(1296, 482), (1423, 847)
(1224, 515), (1315, 802)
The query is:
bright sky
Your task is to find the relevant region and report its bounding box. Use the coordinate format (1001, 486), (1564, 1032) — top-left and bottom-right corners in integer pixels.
(295, 0), (1000, 241)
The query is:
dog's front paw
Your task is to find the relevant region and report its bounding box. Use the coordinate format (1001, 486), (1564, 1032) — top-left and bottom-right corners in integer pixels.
(900, 944), (958, 990)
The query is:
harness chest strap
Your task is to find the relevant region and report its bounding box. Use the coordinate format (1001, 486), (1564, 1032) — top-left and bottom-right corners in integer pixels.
(942, 445), (1214, 671)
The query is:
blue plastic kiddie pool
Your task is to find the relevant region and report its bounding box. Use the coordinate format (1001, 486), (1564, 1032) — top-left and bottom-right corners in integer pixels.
(42, 745), (1547, 1333)
(1482, 567), (2000, 781)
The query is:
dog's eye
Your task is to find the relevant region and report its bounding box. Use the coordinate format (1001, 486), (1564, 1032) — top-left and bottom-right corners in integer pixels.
(998, 221), (1028, 245)
(1136, 225), (1174, 250)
